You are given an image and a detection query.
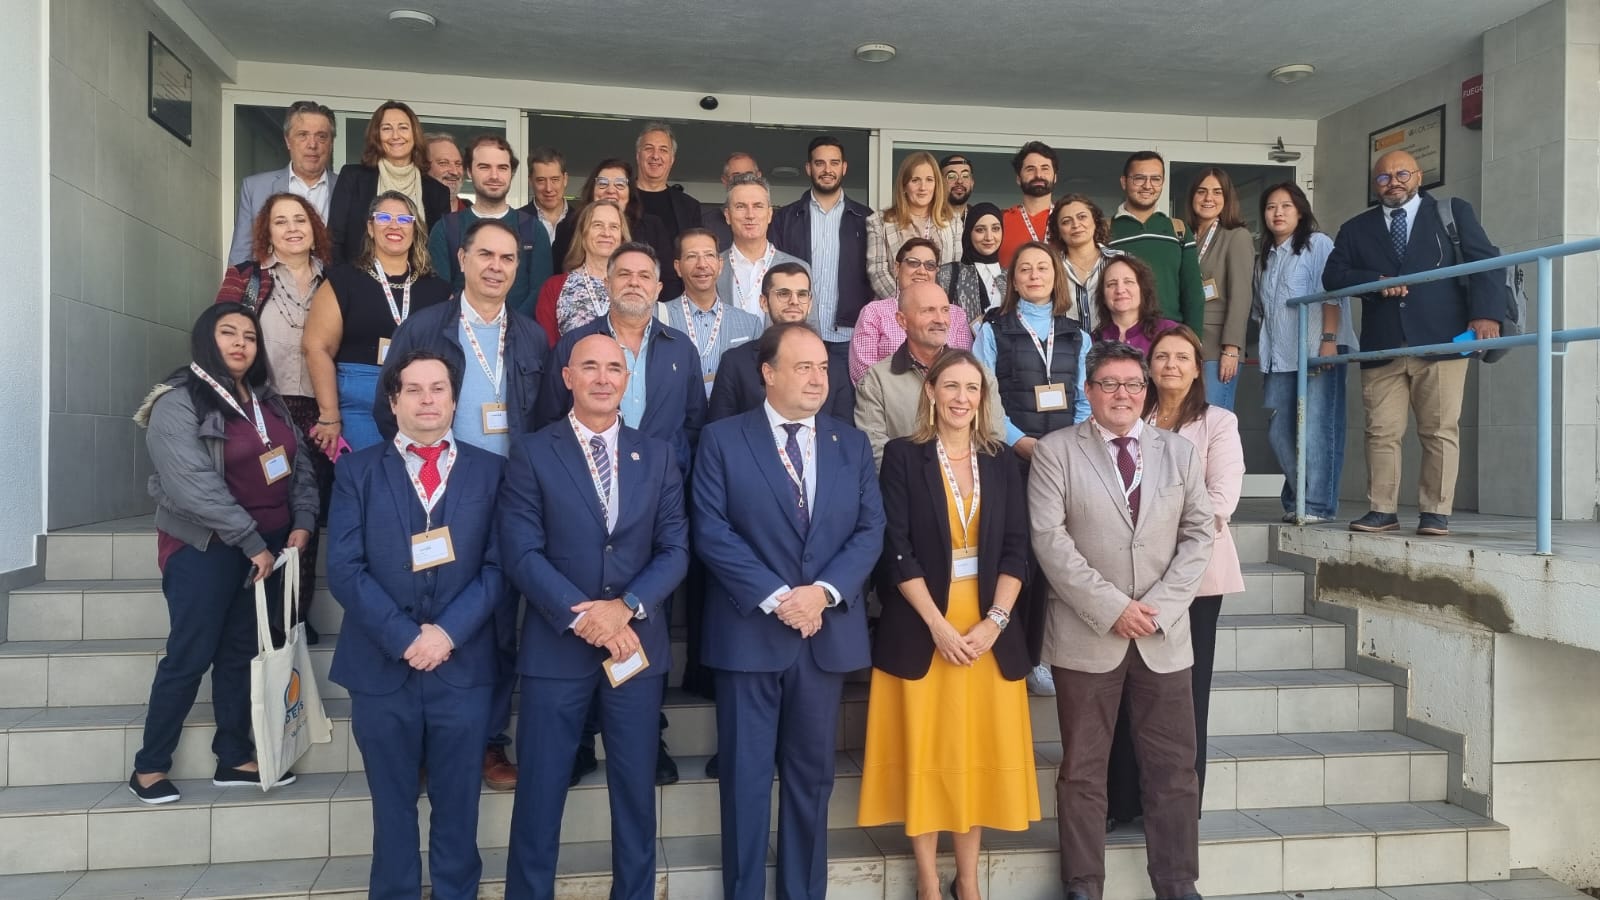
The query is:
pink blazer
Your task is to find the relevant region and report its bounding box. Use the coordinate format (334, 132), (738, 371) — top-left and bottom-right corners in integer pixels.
(1173, 406), (1246, 596)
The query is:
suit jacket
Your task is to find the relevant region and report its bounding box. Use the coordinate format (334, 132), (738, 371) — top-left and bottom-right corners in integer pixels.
(534, 315), (707, 475)
(1027, 421), (1213, 675)
(1323, 192), (1503, 366)
(497, 421), (689, 679)
(326, 440), (507, 694)
(770, 190), (875, 330)
(714, 244), (809, 317)
(691, 408), (885, 673)
(874, 438), (1032, 681)
(706, 336), (855, 425)
(372, 299), (549, 443)
(227, 165), (339, 266)
(327, 163), (453, 265)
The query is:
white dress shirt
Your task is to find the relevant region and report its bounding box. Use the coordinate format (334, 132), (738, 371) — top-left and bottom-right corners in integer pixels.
(569, 414), (621, 532)
(286, 165), (333, 223)
(758, 401), (841, 613)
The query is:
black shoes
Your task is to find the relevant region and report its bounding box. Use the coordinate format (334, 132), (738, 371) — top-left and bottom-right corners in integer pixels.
(1417, 513), (1451, 536)
(656, 741), (679, 786)
(212, 764), (295, 788)
(704, 752), (719, 779)
(569, 746), (598, 787)
(128, 772), (180, 804)
(1349, 511), (1400, 533)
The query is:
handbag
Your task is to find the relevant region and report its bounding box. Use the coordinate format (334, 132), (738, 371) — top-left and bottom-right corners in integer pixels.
(249, 546), (333, 791)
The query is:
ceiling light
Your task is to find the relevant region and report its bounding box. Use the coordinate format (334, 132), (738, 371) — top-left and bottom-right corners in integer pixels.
(772, 165), (801, 179)
(1269, 64), (1315, 84)
(388, 9), (438, 31)
(855, 42), (896, 64)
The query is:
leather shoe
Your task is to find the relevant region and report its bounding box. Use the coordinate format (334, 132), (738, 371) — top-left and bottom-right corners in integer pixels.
(1417, 513), (1451, 536)
(1349, 511), (1399, 533)
(656, 741), (679, 786)
(569, 746), (598, 788)
(1157, 894), (1203, 900)
(704, 752), (719, 779)
(482, 745), (517, 791)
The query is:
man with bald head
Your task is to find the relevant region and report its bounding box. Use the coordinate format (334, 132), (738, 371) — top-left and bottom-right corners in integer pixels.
(499, 332), (690, 900)
(855, 280), (1005, 468)
(1325, 149), (1504, 537)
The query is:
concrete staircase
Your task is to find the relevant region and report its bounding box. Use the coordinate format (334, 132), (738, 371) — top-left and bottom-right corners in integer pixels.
(0, 518), (1517, 899)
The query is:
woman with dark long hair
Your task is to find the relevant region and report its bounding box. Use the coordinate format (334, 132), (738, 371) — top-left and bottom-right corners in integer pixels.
(1183, 167), (1256, 410)
(326, 101), (452, 263)
(1090, 254), (1179, 353)
(1048, 193), (1117, 332)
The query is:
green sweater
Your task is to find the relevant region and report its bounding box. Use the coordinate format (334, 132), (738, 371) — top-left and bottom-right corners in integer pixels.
(1107, 209), (1205, 333)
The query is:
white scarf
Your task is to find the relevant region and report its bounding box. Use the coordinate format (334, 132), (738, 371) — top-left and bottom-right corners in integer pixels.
(377, 159), (425, 222)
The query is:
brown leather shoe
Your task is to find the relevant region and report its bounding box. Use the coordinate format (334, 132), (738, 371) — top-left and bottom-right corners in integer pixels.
(483, 746), (518, 791)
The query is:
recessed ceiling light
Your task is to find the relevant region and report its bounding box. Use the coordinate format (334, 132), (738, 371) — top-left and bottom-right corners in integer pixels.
(388, 9), (438, 31)
(855, 42), (897, 64)
(1269, 63), (1315, 84)
(771, 165), (801, 179)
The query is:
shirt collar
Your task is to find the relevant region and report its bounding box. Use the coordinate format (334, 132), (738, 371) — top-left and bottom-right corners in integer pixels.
(889, 340), (944, 376)
(395, 428), (455, 453)
(570, 413), (622, 446)
(1091, 417), (1144, 445)
(290, 165), (330, 189)
(676, 292), (724, 315)
(763, 400), (816, 433)
(1383, 193), (1422, 223)
(459, 294), (507, 327)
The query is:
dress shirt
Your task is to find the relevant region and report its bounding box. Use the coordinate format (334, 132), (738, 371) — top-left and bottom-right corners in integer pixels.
(536, 202), (570, 243)
(808, 193), (852, 342)
(393, 428), (458, 492)
(971, 298), (1092, 443)
(566, 413), (645, 629)
(727, 242), (776, 316)
(286, 166), (332, 223)
(1092, 416), (1145, 469)
(664, 294), (763, 396)
(757, 401), (842, 614)
(454, 297), (510, 456)
(1382, 193), (1422, 246)
(1257, 232), (1353, 373)
(846, 296), (975, 383)
(613, 319), (652, 428)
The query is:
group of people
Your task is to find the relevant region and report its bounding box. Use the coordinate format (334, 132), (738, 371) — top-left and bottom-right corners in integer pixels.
(124, 97), (1507, 900)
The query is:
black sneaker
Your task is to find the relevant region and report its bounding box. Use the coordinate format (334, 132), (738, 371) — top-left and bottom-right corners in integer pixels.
(1417, 513), (1451, 536)
(128, 772), (180, 805)
(1349, 511), (1400, 533)
(213, 765), (296, 788)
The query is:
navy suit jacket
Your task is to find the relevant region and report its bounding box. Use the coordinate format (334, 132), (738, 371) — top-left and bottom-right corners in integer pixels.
(692, 407), (884, 673)
(1323, 192), (1503, 366)
(534, 315), (707, 475)
(498, 420), (688, 679)
(706, 336), (855, 425)
(326, 440), (507, 695)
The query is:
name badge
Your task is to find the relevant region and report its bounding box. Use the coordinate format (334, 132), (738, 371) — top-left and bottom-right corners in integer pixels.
(481, 402), (509, 434)
(1202, 278), (1219, 301)
(377, 337), (392, 365)
(411, 526), (456, 571)
(951, 545), (978, 582)
(1034, 383), (1068, 412)
(259, 446), (290, 484)
(603, 646), (650, 687)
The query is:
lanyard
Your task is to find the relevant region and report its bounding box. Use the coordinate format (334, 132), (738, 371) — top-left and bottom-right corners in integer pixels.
(681, 297), (724, 361)
(188, 363), (272, 449)
(1196, 221), (1220, 262)
(459, 306), (507, 402)
(774, 420), (814, 493)
(569, 412), (618, 516)
(393, 435), (456, 525)
(1020, 311), (1057, 371)
(935, 437), (981, 547)
(370, 262), (415, 325)
(1016, 205), (1045, 243)
(730, 244), (775, 310)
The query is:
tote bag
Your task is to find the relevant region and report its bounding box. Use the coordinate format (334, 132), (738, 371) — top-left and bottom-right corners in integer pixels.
(249, 547), (333, 790)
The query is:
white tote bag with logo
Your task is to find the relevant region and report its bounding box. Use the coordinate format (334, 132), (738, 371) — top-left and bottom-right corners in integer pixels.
(249, 547), (333, 791)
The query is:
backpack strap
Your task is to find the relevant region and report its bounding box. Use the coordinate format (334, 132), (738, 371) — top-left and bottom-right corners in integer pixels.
(1433, 197), (1471, 291)
(444, 212), (465, 283)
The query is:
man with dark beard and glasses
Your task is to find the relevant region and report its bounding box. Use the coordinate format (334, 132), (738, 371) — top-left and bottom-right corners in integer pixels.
(941, 153), (975, 225)
(1000, 141), (1058, 267)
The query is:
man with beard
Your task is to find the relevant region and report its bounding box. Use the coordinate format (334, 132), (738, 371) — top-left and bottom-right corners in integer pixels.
(1106, 150), (1205, 332)
(429, 136), (554, 318)
(636, 122), (703, 300)
(425, 133), (468, 213)
(1323, 149), (1503, 538)
(771, 135), (874, 371)
(1000, 141), (1058, 267)
(941, 153), (976, 224)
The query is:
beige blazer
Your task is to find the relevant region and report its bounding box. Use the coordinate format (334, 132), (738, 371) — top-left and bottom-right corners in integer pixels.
(1028, 421), (1214, 674)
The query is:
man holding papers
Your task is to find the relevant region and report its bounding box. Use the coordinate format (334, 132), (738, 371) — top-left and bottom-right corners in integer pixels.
(498, 333), (690, 900)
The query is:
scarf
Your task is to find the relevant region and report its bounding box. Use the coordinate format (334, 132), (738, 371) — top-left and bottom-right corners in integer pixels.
(377, 159), (425, 222)
(959, 203), (1003, 264)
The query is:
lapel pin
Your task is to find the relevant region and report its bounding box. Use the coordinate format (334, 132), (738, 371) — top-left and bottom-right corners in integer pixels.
(672, 362), (678, 371)
(832, 434), (838, 442)
(630, 452), (640, 461)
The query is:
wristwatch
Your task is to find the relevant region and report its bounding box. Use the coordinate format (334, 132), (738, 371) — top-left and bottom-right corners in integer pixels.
(621, 592), (645, 619)
(1320, 332), (1337, 342)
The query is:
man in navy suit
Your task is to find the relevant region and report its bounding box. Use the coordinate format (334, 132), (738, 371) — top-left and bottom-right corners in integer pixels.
(326, 349), (507, 900)
(1324, 149), (1504, 537)
(227, 100), (338, 265)
(499, 333), (690, 900)
(693, 321), (885, 900)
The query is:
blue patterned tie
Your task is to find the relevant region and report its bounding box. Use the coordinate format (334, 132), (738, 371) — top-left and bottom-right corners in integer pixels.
(588, 436), (612, 513)
(1389, 207), (1408, 260)
(781, 422), (810, 531)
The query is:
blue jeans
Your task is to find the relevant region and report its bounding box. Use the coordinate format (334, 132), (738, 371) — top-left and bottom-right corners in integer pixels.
(336, 363), (383, 451)
(1202, 359), (1238, 411)
(1262, 364), (1347, 518)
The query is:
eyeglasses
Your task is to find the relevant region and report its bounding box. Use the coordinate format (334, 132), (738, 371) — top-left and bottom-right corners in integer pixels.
(1126, 174), (1164, 186)
(371, 212), (416, 225)
(1089, 379), (1148, 395)
(1374, 170), (1415, 187)
(595, 177), (629, 189)
(768, 288), (812, 303)
(900, 258), (939, 272)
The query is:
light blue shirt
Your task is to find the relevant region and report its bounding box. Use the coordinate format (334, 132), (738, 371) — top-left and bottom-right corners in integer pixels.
(1256, 232), (1354, 373)
(972, 299), (1092, 444)
(453, 300), (510, 457)
(808, 192), (852, 343)
(663, 294), (763, 396)
(617, 319), (651, 428)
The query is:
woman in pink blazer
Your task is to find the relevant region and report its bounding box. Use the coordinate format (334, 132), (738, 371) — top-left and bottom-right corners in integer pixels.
(1104, 323), (1245, 829)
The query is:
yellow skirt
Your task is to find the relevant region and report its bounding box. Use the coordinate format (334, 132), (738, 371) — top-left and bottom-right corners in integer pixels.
(856, 577), (1041, 836)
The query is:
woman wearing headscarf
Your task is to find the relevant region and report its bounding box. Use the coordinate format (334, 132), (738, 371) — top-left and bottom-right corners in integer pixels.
(937, 202), (1007, 327)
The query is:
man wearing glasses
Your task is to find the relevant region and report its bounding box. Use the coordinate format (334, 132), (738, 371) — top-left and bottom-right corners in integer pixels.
(1324, 150), (1503, 537)
(941, 153), (976, 224)
(1028, 340), (1213, 900)
(228, 100), (338, 265)
(1107, 151), (1206, 334)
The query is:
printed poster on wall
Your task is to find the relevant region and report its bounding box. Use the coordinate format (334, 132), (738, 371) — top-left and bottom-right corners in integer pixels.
(1367, 105), (1445, 206)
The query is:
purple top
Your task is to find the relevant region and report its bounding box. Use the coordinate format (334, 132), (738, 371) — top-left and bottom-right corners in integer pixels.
(1093, 317), (1181, 354)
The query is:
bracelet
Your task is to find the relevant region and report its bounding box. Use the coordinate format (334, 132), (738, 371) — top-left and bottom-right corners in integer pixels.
(317, 419), (341, 426)
(1320, 333), (1337, 342)
(986, 607), (1011, 631)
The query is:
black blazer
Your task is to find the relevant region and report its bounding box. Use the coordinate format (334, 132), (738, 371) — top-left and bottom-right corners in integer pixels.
(706, 337), (855, 424)
(1323, 192), (1503, 367)
(873, 438), (1032, 681)
(769, 190), (875, 330)
(327, 163), (453, 265)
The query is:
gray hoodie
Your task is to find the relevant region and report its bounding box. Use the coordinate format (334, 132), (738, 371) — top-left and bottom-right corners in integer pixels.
(133, 375), (320, 559)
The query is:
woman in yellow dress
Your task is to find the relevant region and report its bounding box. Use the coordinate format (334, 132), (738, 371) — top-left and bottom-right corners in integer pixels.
(859, 348), (1040, 900)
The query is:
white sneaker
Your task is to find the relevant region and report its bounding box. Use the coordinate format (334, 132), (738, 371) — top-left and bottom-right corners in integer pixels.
(1026, 664), (1056, 696)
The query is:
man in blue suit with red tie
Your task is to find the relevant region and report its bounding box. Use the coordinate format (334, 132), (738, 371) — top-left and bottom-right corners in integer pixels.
(693, 321), (885, 900)
(326, 349), (507, 900)
(499, 333), (690, 900)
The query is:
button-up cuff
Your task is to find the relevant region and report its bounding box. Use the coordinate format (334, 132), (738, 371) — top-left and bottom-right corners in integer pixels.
(760, 585), (793, 614)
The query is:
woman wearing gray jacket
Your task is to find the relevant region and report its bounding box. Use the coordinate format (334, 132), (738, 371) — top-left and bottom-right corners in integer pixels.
(128, 302), (319, 804)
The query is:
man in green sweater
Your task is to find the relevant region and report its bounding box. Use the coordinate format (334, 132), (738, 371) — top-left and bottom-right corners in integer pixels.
(428, 135), (554, 319)
(1106, 151), (1205, 332)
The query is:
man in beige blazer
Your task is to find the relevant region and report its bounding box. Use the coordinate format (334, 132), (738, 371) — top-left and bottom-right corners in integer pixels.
(1027, 341), (1214, 900)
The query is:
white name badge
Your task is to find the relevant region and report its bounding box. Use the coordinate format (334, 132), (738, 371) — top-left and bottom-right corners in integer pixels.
(603, 646), (650, 687)
(951, 546), (979, 582)
(481, 402), (509, 434)
(410, 526), (455, 571)
(259, 446), (290, 484)
(1034, 383), (1068, 412)
(1202, 277), (1219, 301)
(377, 337), (391, 365)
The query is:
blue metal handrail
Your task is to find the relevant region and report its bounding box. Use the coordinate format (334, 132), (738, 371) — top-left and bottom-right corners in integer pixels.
(1285, 235), (1600, 555)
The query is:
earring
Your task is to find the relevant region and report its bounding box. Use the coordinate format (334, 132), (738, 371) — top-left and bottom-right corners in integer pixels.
(928, 404), (936, 428)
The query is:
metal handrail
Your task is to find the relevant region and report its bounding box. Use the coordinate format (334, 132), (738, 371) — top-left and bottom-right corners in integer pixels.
(1284, 236), (1600, 555)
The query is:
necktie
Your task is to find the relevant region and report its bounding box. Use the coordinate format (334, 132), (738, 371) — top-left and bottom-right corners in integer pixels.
(781, 422), (810, 531)
(408, 442), (446, 500)
(1389, 207), (1408, 260)
(1112, 436), (1140, 525)
(588, 435), (612, 508)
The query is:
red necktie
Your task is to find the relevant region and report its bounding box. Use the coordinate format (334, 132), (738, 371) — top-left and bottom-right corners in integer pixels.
(408, 442), (447, 499)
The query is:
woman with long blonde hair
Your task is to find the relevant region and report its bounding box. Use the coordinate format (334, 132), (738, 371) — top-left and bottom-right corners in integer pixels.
(866, 151), (962, 298)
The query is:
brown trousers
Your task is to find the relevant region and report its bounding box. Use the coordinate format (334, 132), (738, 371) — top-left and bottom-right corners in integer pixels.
(1359, 355), (1469, 515)
(1054, 647), (1199, 900)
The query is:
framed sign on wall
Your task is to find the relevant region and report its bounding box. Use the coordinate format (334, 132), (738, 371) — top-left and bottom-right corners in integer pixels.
(148, 33), (193, 146)
(1367, 104), (1445, 206)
